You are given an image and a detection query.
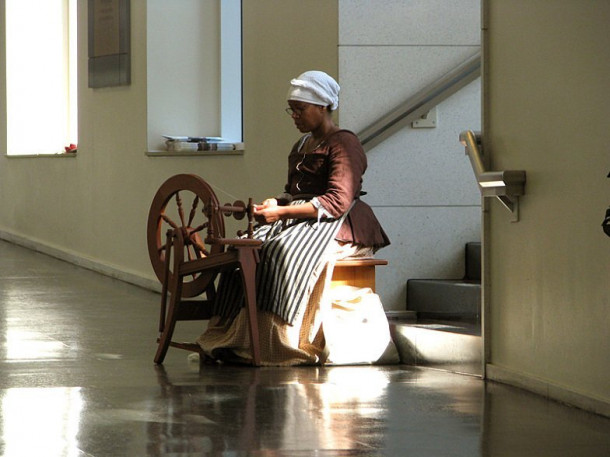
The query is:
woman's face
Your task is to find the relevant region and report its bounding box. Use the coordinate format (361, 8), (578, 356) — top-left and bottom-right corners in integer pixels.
(287, 101), (326, 133)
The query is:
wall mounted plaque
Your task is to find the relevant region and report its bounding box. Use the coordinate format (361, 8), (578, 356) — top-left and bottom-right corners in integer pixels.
(88, 0), (130, 88)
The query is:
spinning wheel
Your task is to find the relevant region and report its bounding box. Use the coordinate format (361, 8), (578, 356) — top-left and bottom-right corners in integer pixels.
(147, 174), (225, 298)
(147, 174), (262, 365)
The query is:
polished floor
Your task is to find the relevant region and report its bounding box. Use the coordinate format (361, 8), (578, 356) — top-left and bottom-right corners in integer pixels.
(0, 240), (609, 456)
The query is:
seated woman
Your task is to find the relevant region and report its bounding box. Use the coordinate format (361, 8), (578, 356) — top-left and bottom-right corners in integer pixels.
(197, 70), (395, 365)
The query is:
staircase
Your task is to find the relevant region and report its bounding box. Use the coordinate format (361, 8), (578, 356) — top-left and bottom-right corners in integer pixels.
(388, 242), (483, 376)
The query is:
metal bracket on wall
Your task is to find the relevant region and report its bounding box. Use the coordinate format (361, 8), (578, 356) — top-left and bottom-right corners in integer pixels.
(460, 130), (526, 222)
(412, 107), (438, 128)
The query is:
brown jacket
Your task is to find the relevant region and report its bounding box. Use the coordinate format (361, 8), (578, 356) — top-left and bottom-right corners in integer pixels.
(277, 130), (390, 250)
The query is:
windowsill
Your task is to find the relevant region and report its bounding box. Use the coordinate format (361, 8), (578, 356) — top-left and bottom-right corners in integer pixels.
(5, 152), (77, 158)
(147, 150), (244, 157)
(146, 143), (245, 157)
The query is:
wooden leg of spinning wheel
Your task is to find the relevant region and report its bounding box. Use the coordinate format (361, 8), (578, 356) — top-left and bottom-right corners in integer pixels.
(240, 248), (261, 366)
(158, 231), (173, 334)
(154, 271), (184, 364)
(154, 296), (179, 364)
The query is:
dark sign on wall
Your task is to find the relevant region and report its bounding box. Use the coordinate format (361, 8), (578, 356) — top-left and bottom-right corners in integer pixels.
(88, 0), (130, 88)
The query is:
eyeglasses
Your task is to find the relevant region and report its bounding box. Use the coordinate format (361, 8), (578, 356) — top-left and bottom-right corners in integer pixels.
(285, 106), (306, 117)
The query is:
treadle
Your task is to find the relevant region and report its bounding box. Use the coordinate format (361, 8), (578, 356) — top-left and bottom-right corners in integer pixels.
(156, 339), (203, 353)
(169, 342), (204, 353)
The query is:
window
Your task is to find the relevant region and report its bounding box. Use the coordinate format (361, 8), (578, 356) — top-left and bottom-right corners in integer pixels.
(147, 0), (242, 152)
(5, 0), (78, 156)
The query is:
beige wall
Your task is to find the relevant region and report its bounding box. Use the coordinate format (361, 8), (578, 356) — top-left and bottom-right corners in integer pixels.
(0, 0), (338, 288)
(483, 0), (610, 414)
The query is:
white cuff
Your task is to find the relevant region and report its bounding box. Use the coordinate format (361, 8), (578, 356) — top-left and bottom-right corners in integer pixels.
(311, 197), (333, 227)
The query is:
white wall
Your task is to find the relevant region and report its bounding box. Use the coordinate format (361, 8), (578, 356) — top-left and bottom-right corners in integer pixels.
(147, 0), (220, 150)
(483, 0), (610, 415)
(338, 0), (482, 310)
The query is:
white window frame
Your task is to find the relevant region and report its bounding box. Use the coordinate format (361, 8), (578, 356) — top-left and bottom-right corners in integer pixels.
(5, 0), (78, 156)
(146, 0), (243, 154)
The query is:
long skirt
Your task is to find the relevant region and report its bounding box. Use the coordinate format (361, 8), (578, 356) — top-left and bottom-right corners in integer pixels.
(210, 203), (348, 326)
(196, 240), (399, 366)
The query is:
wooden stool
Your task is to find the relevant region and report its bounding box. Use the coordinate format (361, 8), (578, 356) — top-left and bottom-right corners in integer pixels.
(331, 258), (388, 292)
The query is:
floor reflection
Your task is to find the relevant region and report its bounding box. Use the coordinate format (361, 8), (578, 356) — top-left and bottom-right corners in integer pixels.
(146, 365), (392, 455)
(5, 329), (70, 361)
(1, 387), (82, 457)
(145, 364), (483, 455)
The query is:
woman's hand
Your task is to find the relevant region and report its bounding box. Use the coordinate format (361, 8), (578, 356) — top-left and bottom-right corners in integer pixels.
(259, 198), (278, 209)
(253, 198), (281, 223)
(254, 200), (283, 224)
(253, 200), (316, 224)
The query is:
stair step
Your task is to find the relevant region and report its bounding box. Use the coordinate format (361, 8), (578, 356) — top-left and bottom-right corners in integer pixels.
(390, 320), (482, 376)
(406, 279), (480, 320)
(465, 241), (481, 281)
(397, 241), (482, 376)
(386, 310), (417, 322)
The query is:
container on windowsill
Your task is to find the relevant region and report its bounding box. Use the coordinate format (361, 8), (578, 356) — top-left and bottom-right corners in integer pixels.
(198, 142), (244, 152)
(165, 140), (199, 152)
(158, 135), (244, 155)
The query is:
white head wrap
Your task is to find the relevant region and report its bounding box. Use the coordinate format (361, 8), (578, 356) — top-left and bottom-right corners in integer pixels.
(287, 71), (340, 111)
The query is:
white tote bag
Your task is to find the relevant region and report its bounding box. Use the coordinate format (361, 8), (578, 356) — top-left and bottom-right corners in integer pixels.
(323, 285), (400, 365)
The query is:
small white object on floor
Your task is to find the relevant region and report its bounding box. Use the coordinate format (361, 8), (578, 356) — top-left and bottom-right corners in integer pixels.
(187, 352), (201, 364)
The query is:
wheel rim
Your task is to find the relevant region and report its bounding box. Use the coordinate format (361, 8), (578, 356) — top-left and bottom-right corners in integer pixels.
(147, 174), (225, 298)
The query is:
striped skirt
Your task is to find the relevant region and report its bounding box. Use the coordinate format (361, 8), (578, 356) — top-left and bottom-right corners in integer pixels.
(212, 200), (348, 325)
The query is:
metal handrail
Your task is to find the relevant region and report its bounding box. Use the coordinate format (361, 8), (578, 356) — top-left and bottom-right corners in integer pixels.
(460, 130), (526, 221)
(357, 52), (481, 151)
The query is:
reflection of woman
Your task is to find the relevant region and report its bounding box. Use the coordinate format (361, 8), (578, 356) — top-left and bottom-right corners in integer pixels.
(197, 71), (392, 365)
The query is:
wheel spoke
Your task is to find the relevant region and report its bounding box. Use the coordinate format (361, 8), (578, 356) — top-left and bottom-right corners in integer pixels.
(185, 245), (194, 262)
(191, 222), (208, 234)
(187, 197), (200, 227)
(161, 213), (178, 230)
(175, 192), (187, 228)
(191, 238), (210, 256)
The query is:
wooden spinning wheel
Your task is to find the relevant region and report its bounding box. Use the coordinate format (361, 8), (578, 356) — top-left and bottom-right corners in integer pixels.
(147, 174), (262, 365)
(147, 174), (225, 298)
